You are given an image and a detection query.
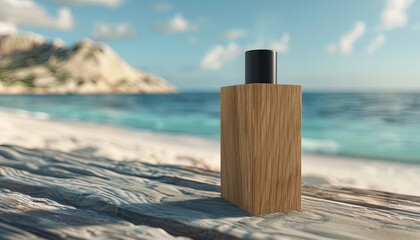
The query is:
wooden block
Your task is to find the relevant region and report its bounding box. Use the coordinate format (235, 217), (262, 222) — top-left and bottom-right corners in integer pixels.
(220, 83), (301, 215)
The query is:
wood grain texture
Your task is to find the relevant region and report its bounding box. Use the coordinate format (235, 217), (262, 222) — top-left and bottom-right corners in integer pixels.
(221, 84), (301, 215)
(0, 145), (420, 239)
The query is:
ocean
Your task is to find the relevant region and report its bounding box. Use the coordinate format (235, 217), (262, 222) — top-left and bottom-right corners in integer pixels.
(0, 92), (419, 163)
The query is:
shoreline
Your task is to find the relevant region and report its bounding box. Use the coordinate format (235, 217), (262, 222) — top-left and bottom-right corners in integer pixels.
(2, 106), (418, 165)
(1, 109), (420, 196)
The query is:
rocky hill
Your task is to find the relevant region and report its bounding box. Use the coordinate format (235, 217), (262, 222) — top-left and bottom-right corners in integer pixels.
(0, 34), (176, 94)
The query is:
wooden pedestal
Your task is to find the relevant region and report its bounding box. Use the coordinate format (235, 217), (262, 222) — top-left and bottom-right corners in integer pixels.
(220, 84), (301, 215)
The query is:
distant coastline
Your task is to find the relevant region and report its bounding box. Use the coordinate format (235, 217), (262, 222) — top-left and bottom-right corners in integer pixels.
(0, 91), (178, 96)
(0, 34), (176, 94)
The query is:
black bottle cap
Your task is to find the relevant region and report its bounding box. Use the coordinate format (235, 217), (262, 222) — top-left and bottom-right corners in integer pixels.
(245, 49), (277, 84)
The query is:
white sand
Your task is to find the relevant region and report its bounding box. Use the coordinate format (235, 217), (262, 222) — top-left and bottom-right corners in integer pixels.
(1, 109), (420, 196)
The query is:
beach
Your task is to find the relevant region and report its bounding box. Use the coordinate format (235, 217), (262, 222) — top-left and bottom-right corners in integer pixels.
(1, 109), (420, 239)
(1, 109), (419, 196)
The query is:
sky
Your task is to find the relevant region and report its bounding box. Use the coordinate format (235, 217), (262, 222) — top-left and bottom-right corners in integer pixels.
(0, 0), (419, 91)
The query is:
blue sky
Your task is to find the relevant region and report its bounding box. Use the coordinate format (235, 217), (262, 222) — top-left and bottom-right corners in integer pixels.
(1, 0), (420, 91)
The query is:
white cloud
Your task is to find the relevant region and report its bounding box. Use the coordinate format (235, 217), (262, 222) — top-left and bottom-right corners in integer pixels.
(155, 14), (197, 34)
(153, 2), (172, 12)
(92, 23), (137, 40)
(49, 0), (122, 7)
(0, 0), (73, 31)
(269, 33), (290, 53)
(339, 22), (366, 54)
(365, 34), (386, 54)
(380, 0), (414, 30)
(327, 21), (366, 55)
(245, 33), (290, 53)
(0, 21), (18, 34)
(221, 28), (248, 40)
(201, 32), (291, 71)
(200, 42), (240, 70)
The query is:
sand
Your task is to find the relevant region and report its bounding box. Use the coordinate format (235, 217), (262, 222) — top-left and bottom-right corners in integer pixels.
(1, 108), (420, 196)
(2, 145), (419, 239)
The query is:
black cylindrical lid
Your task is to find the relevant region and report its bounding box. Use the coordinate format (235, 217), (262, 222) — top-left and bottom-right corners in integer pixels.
(245, 49), (277, 84)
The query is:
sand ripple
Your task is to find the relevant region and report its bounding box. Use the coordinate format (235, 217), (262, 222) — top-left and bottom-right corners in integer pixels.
(0, 145), (420, 239)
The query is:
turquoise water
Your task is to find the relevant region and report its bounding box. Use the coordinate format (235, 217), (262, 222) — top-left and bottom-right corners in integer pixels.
(0, 92), (419, 163)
